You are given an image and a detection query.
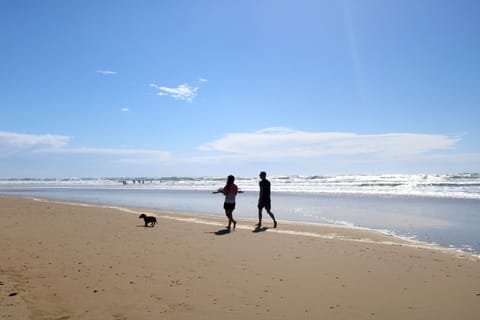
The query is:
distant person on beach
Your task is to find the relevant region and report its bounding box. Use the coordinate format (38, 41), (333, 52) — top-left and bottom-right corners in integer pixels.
(214, 175), (241, 230)
(257, 171), (277, 228)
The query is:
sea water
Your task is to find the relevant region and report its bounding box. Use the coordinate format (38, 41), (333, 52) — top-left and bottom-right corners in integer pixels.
(1, 174), (479, 255)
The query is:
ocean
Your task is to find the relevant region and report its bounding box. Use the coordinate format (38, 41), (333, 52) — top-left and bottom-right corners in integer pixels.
(1, 173), (479, 256)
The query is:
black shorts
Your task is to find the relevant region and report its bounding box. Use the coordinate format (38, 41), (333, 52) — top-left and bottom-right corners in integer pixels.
(258, 200), (271, 211)
(224, 202), (236, 210)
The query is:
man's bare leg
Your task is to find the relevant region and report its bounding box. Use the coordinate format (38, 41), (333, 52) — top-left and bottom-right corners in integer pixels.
(267, 209), (277, 228)
(257, 208), (263, 227)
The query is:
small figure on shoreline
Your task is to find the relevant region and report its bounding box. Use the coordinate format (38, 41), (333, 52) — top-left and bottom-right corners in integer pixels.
(257, 171), (277, 228)
(213, 175), (242, 231)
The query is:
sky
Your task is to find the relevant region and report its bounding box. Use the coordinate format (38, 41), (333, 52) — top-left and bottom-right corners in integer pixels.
(1, 0), (479, 178)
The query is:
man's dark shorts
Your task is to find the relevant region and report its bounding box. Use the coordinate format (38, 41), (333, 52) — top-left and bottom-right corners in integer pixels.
(258, 200), (271, 211)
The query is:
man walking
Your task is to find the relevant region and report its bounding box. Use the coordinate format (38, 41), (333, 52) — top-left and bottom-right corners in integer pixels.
(257, 171), (277, 228)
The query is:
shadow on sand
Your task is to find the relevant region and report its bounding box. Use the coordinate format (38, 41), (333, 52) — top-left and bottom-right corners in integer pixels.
(252, 226), (268, 233)
(206, 228), (232, 236)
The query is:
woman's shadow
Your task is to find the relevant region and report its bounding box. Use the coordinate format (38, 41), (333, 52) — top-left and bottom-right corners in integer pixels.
(252, 226), (268, 233)
(206, 228), (231, 236)
(215, 228), (231, 235)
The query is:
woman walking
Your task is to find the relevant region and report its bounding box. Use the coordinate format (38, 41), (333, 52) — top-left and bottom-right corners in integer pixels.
(214, 175), (241, 230)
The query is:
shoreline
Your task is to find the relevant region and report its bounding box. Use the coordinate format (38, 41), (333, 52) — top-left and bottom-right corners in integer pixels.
(1, 196), (480, 319)
(4, 194), (480, 258)
(31, 197), (480, 260)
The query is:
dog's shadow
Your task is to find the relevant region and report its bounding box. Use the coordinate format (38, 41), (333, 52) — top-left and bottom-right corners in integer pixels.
(136, 225), (155, 228)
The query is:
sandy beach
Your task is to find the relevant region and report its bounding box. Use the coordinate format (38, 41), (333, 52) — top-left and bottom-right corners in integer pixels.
(1, 196), (479, 319)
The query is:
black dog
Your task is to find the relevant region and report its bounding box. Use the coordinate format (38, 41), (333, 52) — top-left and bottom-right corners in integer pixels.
(139, 213), (157, 227)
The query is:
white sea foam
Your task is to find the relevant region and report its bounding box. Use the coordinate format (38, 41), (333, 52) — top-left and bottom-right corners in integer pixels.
(2, 173), (480, 199)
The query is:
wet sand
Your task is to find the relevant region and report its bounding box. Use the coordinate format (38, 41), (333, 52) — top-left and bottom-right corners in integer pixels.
(1, 196), (479, 319)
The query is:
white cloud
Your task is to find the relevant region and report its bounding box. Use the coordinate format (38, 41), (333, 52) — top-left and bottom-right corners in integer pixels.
(1, 129), (470, 176)
(0, 131), (171, 162)
(45, 147), (172, 165)
(121, 108), (129, 112)
(0, 131), (69, 157)
(198, 127), (460, 159)
(96, 70), (117, 75)
(44, 147), (170, 159)
(198, 78), (208, 82)
(149, 83), (199, 103)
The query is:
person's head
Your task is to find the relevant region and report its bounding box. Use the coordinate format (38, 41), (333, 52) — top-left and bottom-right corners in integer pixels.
(259, 171), (267, 179)
(226, 175), (235, 186)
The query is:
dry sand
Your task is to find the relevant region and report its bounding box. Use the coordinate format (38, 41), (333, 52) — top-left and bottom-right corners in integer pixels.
(1, 196), (479, 319)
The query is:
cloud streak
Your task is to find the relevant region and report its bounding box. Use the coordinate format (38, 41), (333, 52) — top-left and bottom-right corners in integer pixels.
(96, 70), (117, 75)
(0, 131), (170, 161)
(198, 127), (460, 159)
(0, 131), (69, 157)
(149, 83), (199, 103)
(1, 129), (469, 176)
(43, 147), (170, 159)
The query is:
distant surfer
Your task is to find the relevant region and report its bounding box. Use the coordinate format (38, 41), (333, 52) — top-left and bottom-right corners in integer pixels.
(257, 171), (277, 228)
(213, 175), (242, 230)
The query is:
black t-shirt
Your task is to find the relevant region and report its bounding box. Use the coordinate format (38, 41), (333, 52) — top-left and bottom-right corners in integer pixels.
(259, 179), (271, 201)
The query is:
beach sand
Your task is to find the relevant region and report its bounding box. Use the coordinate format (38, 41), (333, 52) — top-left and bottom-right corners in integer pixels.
(1, 196), (479, 319)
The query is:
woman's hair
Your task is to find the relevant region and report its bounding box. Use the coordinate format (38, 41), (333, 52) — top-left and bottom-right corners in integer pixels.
(224, 175), (235, 191)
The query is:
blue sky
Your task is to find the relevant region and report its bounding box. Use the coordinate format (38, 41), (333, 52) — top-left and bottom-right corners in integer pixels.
(1, 0), (479, 178)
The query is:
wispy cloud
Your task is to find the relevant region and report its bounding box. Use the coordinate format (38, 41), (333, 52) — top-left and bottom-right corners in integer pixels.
(96, 70), (117, 75)
(198, 127), (461, 159)
(149, 83), (199, 103)
(121, 107), (129, 112)
(0, 131), (171, 161)
(1, 129), (470, 175)
(44, 147), (171, 160)
(0, 131), (69, 157)
(198, 77), (208, 82)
